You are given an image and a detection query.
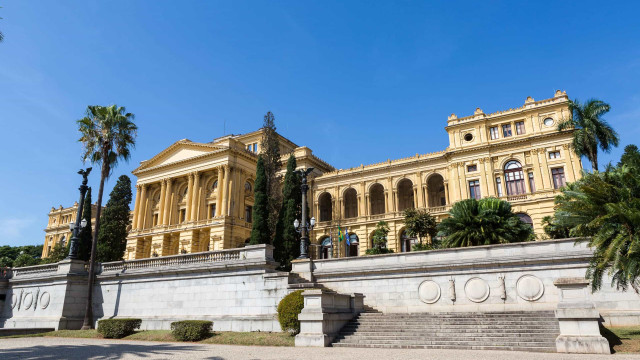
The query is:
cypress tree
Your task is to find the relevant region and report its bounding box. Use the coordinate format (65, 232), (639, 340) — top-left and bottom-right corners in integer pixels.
(78, 188), (93, 261)
(96, 175), (133, 262)
(260, 111), (282, 241)
(273, 154), (301, 270)
(250, 156), (270, 245)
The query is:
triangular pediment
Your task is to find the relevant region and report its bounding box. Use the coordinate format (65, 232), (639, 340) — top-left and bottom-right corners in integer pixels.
(135, 140), (226, 172)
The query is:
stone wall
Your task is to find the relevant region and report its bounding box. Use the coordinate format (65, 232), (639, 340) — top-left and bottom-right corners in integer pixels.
(0, 245), (290, 332)
(294, 238), (640, 326)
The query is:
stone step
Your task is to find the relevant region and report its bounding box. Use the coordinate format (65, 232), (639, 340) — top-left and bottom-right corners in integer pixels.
(331, 343), (556, 352)
(349, 319), (558, 324)
(334, 339), (557, 346)
(338, 333), (558, 340)
(339, 329), (558, 335)
(357, 311), (556, 317)
(344, 321), (559, 328)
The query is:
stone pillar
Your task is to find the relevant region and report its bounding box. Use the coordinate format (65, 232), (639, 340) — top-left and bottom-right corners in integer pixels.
(221, 166), (230, 217)
(158, 180), (167, 225)
(416, 173), (424, 208)
(216, 167), (224, 216)
(444, 181), (449, 205)
(563, 144), (577, 183)
(185, 173), (194, 222)
(539, 148), (552, 189)
(137, 184), (148, 229)
(132, 185), (142, 229)
(226, 167), (235, 217)
(163, 179), (173, 225)
(531, 149), (545, 191)
(384, 191), (389, 213)
(554, 278), (610, 354)
(190, 172), (201, 221)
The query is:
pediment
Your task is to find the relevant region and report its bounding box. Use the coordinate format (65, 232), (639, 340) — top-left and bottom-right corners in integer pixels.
(135, 140), (226, 172)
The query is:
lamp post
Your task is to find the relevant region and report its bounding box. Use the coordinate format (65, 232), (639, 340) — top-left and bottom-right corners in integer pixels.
(67, 168), (92, 260)
(294, 168), (315, 259)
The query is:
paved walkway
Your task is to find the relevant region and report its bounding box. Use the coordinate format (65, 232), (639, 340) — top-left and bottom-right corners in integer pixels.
(1, 337), (638, 360)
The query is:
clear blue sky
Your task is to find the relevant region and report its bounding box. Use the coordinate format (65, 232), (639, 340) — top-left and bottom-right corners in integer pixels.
(1, 1), (639, 247)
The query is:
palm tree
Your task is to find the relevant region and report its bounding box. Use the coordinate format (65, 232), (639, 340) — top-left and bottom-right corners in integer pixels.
(558, 99), (619, 171)
(437, 198), (532, 248)
(77, 105), (137, 329)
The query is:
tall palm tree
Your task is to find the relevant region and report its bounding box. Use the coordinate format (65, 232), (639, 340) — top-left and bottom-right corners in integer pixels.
(558, 99), (619, 171)
(77, 105), (137, 329)
(437, 198), (532, 248)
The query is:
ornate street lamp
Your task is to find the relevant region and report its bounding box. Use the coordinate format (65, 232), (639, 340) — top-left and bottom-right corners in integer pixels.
(294, 168), (315, 259)
(67, 168), (92, 260)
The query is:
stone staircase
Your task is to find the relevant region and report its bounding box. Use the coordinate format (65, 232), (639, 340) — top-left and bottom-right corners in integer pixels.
(332, 311), (560, 352)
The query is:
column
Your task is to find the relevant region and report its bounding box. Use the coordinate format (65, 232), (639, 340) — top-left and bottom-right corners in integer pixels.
(484, 158), (496, 197)
(221, 165), (230, 216)
(364, 194), (369, 216)
(563, 144), (577, 183)
(163, 178), (173, 225)
(479, 159), (489, 198)
(416, 172), (424, 208)
(226, 167), (235, 216)
(185, 173), (194, 221)
(359, 182), (366, 217)
(443, 182), (450, 205)
(447, 165), (458, 204)
(137, 184), (148, 229)
(190, 172), (201, 221)
(539, 148), (551, 189)
(216, 167), (224, 216)
(531, 149), (545, 191)
(158, 179), (167, 225)
(384, 191), (389, 213)
(132, 185), (142, 229)
(456, 163), (465, 199)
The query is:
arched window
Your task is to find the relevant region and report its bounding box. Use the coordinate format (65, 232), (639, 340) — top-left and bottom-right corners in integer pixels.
(343, 188), (358, 219)
(319, 193), (333, 222)
(60, 236), (66, 247)
(244, 182), (252, 194)
(397, 179), (414, 211)
(347, 233), (359, 257)
(400, 230), (415, 253)
(504, 160), (526, 195)
(212, 180), (218, 190)
(369, 184), (385, 215)
(516, 213), (533, 227)
(427, 174), (446, 207)
(320, 236), (332, 259)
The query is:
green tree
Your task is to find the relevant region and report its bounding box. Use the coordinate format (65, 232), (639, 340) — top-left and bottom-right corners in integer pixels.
(558, 99), (619, 171)
(619, 144), (640, 170)
(552, 164), (640, 291)
(0, 245), (42, 263)
(260, 111), (282, 241)
(0, 256), (13, 267)
(250, 156), (270, 245)
(77, 104), (137, 329)
(365, 221), (393, 255)
(437, 198), (533, 248)
(97, 175), (132, 262)
(42, 242), (69, 264)
(77, 188), (93, 261)
(541, 215), (571, 239)
(403, 208), (438, 250)
(273, 154), (302, 270)
(13, 253), (39, 267)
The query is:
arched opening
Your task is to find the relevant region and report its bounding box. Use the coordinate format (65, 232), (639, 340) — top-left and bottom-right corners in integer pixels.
(60, 235), (66, 247)
(347, 233), (359, 257)
(369, 183), (385, 215)
(397, 179), (414, 211)
(516, 213), (533, 227)
(320, 236), (332, 259)
(400, 229), (416, 252)
(504, 160), (526, 195)
(427, 174), (446, 207)
(318, 193), (333, 222)
(344, 188), (358, 219)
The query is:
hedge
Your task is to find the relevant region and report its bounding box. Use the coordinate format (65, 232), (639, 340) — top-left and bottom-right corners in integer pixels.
(171, 320), (213, 341)
(97, 318), (142, 338)
(277, 290), (304, 334)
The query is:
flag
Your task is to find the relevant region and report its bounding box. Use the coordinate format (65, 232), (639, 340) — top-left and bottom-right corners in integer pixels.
(345, 228), (350, 246)
(338, 226), (343, 242)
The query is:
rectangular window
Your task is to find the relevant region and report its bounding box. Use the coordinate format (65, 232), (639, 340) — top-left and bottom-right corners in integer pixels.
(245, 206), (253, 222)
(179, 209), (186, 223)
(502, 124), (512, 137)
(489, 126), (499, 140)
(515, 121), (526, 135)
(253, 143), (258, 152)
(209, 204), (216, 218)
(528, 172), (536, 192)
(468, 180), (481, 200)
(552, 167), (566, 189)
(467, 164), (477, 172)
(549, 151), (561, 159)
(496, 177), (503, 197)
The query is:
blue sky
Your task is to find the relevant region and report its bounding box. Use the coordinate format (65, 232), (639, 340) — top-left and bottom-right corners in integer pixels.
(1, 1), (639, 247)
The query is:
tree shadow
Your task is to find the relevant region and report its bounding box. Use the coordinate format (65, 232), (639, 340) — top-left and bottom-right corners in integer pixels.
(1, 342), (226, 360)
(600, 323), (622, 354)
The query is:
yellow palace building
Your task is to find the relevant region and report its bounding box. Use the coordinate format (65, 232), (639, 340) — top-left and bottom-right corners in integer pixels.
(45, 90), (582, 260)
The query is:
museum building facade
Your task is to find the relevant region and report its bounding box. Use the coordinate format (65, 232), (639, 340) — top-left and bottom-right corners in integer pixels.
(44, 90), (582, 260)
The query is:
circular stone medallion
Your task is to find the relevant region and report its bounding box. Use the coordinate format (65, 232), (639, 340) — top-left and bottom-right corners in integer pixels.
(418, 280), (441, 304)
(40, 291), (51, 309)
(23, 292), (33, 310)
(516, 275), (544, 301)
(11, 293), (17, 309)
(464, 277), (490, 303)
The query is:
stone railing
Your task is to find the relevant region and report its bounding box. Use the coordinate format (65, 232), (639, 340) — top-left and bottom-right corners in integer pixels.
(99, 244), (274, 274)
(12, 263), (59, 278)
(506, 194), (528, 201)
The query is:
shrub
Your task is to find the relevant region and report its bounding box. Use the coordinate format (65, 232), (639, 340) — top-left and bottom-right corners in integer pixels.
(97, 318), (142, 338)
(277, 290), (304, 334)
(170, 320), (213, 341)
(365, 247), (394, 255)
(13, 254), (39, 267)
(0, 256), (13, 268)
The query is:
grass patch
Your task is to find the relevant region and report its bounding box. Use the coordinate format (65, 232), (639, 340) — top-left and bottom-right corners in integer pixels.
(604, 326), (640, 353)
(200, 332), (294, 347)
(9, 329), (294, 347)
